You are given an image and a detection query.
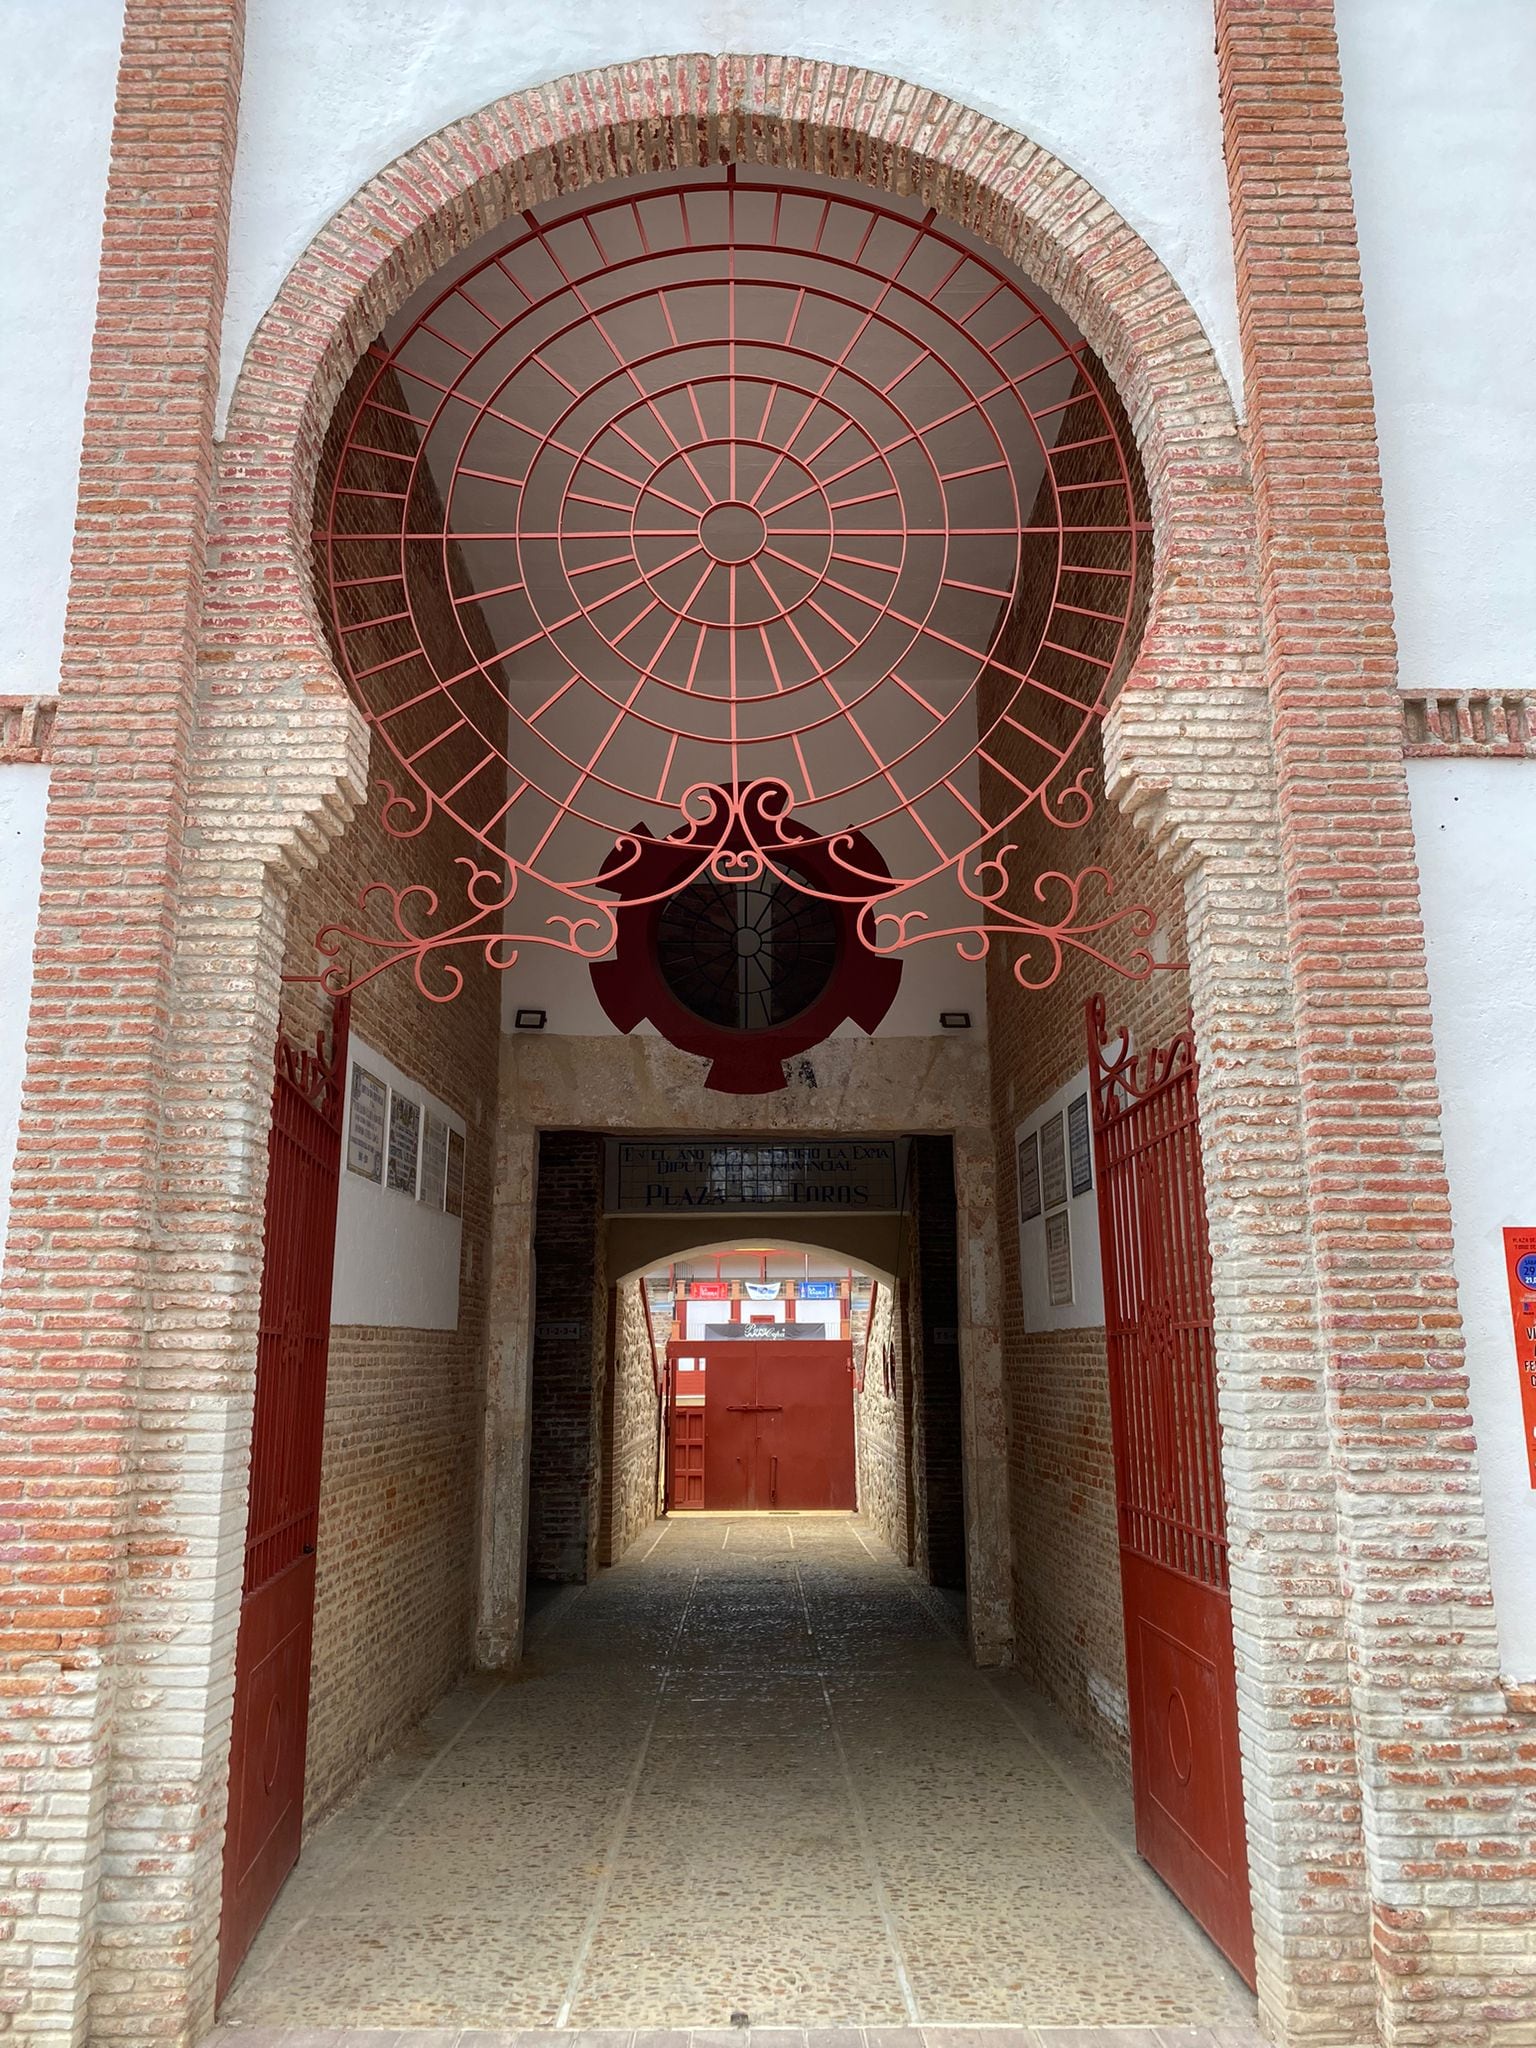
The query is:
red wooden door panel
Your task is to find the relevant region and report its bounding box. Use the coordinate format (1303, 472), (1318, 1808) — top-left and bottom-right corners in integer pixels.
(670, 1409), (706, 1506)
(703, 1344), (759, 1509)
(753, 1342), (856, 1509)
(700, 1341), (856, 1510)
(219, 1009), (347, 2000)
(1087, 996), (1255, 1986)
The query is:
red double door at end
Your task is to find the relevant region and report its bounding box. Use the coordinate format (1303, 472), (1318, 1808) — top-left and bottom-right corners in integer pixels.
(669, 1340), (856, 1511)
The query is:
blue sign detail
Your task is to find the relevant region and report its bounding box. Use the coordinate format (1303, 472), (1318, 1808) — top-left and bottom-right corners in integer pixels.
(1516, 1254), (1536, 1289)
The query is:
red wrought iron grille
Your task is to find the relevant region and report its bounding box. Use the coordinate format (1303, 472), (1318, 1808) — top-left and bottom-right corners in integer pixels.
(1087, 995), (1229, 1590)
(313, 168), (1158, 1000)
(244, 1007), (349, 1597)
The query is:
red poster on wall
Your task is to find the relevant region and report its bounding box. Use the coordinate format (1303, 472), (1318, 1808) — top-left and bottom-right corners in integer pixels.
(688, 1281), (731, 1299)
(1500, 1228), (1536, 1489)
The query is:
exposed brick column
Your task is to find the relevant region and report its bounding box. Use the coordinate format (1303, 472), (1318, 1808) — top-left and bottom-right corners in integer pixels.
(0, 6), (245, 2045)
(1214, 6), (1534, 2040)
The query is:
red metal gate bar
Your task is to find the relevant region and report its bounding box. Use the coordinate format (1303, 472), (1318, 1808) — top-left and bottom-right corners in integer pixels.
(1086, 992), (1253, 1983)
(221, 1000), (349, 1998)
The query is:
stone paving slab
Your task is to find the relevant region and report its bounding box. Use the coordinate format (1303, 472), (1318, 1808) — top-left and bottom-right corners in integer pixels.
(220, 1519), (1257, 2036)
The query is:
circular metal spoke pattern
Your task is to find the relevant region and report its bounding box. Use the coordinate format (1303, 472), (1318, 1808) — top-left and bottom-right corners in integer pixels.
(321, 166), (1144, 903)
(656, 874), (840, 1032)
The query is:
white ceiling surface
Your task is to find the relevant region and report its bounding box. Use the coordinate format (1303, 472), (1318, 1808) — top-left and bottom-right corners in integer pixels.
(219, 0), (1240, 432)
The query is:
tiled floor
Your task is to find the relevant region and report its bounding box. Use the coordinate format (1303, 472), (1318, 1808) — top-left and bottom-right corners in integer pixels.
(218, 1516), (1258, 2040)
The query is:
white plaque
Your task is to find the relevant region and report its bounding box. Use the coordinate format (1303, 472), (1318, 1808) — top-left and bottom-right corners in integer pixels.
(386, 1091), (421, 1196)
(1017, 1130), (1041, 1223)
(419, 1112), (448, 1209)
(1045, 1207), (1074, 1306)
(347, 1064), (386, 1183)
(1041, 1112), (1068, 1211)
(1068, 1092), (1093, 1197)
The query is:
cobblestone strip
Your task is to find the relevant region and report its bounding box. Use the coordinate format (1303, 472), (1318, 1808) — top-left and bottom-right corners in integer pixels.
(553, 1566), (703, 2027)
(787, 1554), (921, 2024)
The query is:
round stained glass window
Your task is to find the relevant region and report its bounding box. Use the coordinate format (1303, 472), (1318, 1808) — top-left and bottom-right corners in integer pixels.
(656, 876), (840, 1033)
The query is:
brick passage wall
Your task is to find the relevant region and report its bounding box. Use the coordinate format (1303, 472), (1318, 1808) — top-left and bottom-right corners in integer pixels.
(529, 1133), (607, 1582)
(276, 751), (498, 1825)
(275, 359), (502, 1827)
(599, 1281), (662, 1566)
(982, 360), (1188, 1768)
(987, 774), (1188, 1769)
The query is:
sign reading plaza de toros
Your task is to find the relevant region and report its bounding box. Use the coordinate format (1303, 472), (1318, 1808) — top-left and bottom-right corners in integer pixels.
(607, 1140), (901, 1214)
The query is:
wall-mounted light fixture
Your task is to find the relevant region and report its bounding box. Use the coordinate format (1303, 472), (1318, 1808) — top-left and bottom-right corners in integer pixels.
(940, 1011), (972, 1030)
(514, 1008), (547, 1031)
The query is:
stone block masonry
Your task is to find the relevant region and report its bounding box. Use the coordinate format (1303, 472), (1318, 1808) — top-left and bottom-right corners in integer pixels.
(599, 1280), (663, 1566)
(854, 1277), (911, 1561)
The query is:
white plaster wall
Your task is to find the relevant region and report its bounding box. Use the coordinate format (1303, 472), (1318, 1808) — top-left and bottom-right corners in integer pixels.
(0, 0), (123, 692)
(498, 921), (986, 1040)
(682, 1296), (839, 1338)
(1338, 0), (1536, 692)
(333, 1035), (465, 1330)
(1409, 760), (1536, 1681)
(219, 0), (1240, 428)
(0, 767), (49, 1277)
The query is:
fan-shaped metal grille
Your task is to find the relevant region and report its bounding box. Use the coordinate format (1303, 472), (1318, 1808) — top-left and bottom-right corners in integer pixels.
(315, 167), (1157, 1000)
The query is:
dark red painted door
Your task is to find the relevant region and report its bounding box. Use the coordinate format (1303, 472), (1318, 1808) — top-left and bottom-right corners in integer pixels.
(219, 1009), (347, 1999)
(668, 1349), (708, 1509)
(702, 1341), (856, 1509)
(1087, 996), (1255, 1985)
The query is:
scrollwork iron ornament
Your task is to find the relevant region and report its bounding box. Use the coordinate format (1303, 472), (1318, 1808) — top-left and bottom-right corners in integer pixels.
(309, 168), (1161, 1004)
(1085, 991), (1198, 1122)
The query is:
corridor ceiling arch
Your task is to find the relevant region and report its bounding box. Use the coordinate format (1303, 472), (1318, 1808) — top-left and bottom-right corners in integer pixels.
(612, 1235), (898, 1291)
(312, 165), (1160, 1004)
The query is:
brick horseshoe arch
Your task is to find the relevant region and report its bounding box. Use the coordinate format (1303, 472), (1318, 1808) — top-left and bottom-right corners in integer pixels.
(170, 56), (1367, 2048)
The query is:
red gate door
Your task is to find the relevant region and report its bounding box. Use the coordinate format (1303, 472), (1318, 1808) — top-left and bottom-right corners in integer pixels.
(218, 1008), (348, 1998)
(668, 1349), (708, 1508)
(1087, 996), (1255, 1985)
(702, 1341), (856, 1510)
